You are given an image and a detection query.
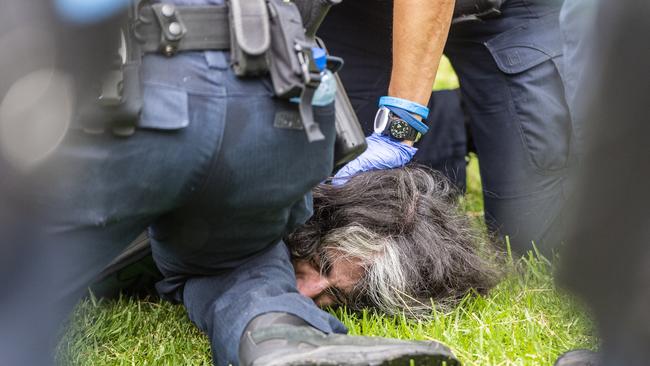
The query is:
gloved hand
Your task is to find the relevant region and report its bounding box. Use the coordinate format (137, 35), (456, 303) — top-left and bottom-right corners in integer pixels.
(332, 133), (417, 186)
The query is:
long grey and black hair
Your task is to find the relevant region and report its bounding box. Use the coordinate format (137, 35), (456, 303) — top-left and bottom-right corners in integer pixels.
(286, 165), (500, 316)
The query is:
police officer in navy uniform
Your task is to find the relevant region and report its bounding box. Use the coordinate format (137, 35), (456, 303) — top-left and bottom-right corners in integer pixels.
(14, 0), (463, 365)
(320, 0), (574, 256)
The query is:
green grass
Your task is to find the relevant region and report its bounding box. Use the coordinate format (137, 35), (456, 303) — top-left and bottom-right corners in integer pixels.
(57, 65), (598, 365)
(337, 251), (597, 366)
(460, 153), (485, 217)
(433, 56), (461, 91)
(59, 296), (212, 366)
(58, 259), (597, 366)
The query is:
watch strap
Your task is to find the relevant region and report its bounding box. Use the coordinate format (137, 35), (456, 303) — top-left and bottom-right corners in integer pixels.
(385, 106), (429, 134)
(379, 96), (430, 119)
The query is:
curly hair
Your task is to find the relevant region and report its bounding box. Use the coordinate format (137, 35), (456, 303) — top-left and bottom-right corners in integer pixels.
(285, 165), (500, 316)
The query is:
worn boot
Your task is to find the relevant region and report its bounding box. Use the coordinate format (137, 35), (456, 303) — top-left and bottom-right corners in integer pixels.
(239, 312), (460, 366)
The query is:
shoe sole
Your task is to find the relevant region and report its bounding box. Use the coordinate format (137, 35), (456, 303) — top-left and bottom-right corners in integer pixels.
(254, 344), (459, 366)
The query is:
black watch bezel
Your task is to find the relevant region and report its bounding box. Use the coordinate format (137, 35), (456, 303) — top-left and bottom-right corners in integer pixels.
(373, 106), (422, 142)
(388, 118), (414, 139)
(386, 114), (420, 141)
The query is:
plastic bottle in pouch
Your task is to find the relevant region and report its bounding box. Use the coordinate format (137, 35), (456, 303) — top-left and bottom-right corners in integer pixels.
(291, 47), (336, 106)
(292, 45), (367, 167)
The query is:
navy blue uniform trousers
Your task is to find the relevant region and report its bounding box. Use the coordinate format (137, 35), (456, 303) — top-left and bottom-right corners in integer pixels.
(28, 50), (346, 366)
(319, 0), (573, 255)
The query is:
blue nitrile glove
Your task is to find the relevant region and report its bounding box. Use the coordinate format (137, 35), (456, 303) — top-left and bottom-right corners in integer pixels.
(332, 133), (417, 186)
(54, 0), (131, 24)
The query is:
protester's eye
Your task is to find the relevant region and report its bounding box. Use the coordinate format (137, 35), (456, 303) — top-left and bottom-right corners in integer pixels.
(325, 286), (350, 305)
(314, 252), (334, 276)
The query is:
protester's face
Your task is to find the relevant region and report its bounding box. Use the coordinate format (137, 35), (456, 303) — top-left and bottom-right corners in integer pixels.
(293, 252), (365, 306)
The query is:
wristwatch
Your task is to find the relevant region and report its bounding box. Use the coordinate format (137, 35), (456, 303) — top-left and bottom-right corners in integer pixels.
(373, 106), (421, 142)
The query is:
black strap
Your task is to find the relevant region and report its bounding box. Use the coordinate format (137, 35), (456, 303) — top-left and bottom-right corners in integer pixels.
(299, 85), (325, 142)
(133, 5), (231, 54)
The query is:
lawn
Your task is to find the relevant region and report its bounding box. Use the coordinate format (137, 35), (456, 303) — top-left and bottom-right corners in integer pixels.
(57, 59), (598, 365)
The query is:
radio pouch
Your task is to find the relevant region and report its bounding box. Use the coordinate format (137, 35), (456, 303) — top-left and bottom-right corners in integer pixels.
(267, 0), (324, 142)
(229, 0), (270, 76)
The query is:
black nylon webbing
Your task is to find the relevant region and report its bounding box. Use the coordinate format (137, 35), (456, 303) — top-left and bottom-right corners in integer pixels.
(134, 5), (231, 53)
(299, 85), (325, 142)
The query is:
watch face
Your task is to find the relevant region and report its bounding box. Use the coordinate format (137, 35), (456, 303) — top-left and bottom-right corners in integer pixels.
(390, 119), (411, 139)
(373, 107), (390, 134)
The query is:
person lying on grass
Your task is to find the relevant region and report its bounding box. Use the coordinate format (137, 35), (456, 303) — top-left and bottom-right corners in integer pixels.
(287, 165), (500, 316)
(96, 165), (500, 316)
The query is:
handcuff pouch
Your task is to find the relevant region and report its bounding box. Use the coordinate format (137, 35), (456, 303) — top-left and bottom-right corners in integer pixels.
(228, 0), (271, 76)
(267, 0), (320, 99)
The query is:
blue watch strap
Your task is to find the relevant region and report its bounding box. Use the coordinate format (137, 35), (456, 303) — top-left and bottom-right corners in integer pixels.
(386, 106), (429, 135)
(379, 96), (430, 119)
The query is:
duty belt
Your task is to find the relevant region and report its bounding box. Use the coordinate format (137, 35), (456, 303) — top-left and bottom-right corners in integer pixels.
(133, 4), (231, 56)
(82, 0), (365, 151)
(79, 3), (234, 136)
(131, 1), (330, 142)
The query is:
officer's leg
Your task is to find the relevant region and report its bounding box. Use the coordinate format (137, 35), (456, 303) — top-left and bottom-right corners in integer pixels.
(17, 50), (223, 360)
(148, 51), (346, 363)
(413, 89), (468, 192)
(19, 130), (192, 359)
(317, 0), (393, 130)
(34, 51), (223, 299)
(182, 242), (346, 366)
(445, 1), (572, 255)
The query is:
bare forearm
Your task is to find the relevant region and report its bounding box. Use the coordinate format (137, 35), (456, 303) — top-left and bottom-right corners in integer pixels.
(388, 0), (455, 106)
